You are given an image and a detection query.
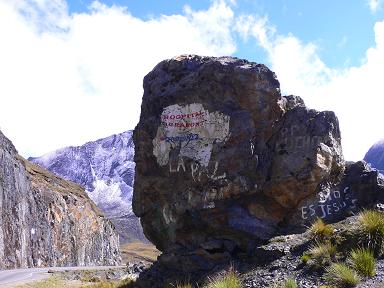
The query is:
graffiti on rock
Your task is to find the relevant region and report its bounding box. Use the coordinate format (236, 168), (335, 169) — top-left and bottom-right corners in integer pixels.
(276, 125), (324, 151)
(161, 133), (199, 143)
(153, 103), (230, 169)
(168, 156), (226, 182)
(301, 187), (358, 220)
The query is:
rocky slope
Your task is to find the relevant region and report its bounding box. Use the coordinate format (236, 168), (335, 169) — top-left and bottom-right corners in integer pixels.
(0, 130), (121, 269)
(364, 139), (384, 173)
(29, 130), (146, 243)
(133, 55), (384, 271)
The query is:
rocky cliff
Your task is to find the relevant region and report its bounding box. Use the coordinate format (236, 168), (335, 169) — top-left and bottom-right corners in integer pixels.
(133, 55), (384, 271)
(29, 131), (146, 243)
(0, 130), (121, 269)
(364, 139), (384, 174)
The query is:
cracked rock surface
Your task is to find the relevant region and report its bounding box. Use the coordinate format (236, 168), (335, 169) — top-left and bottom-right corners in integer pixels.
(0, 130), (121, 269)
(133, 55), (384, 271)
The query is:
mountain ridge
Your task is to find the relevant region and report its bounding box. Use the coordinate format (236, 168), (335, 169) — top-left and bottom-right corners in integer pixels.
(29, 130), (147, 243)
(364, 139), (384, 174)
(0, 129), (121, 269)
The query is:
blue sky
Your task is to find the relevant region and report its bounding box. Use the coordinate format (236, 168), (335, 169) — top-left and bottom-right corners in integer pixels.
(0, 0), (384, 160)
(66, 0), (380, 68)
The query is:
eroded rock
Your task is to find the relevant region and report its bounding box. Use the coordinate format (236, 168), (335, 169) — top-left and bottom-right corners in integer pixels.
(0, 130), (121, 269)
(133, 55), (384, 270)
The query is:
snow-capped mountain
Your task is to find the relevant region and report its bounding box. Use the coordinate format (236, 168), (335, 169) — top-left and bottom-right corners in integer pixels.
(364, 139), (384, 174)
(29, 130), (146, 243)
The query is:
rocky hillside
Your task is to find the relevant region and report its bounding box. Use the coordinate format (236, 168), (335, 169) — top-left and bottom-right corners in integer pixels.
(0, 130), (121, 269)
(364, 139), (384, 173)
(29, 130), (146, 243)
(133, 55), (384, 273)
(132, 208), (384, 287)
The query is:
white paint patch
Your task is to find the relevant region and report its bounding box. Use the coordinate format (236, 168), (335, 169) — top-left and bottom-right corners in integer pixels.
(153, 103), (230, 167)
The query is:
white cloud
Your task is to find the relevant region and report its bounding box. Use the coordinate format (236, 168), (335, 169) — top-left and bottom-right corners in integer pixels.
(0, 0), (236, 157)
(238, 15), (384, 161)
(1, 0), (384, 162)
(368, 0), (384, 12)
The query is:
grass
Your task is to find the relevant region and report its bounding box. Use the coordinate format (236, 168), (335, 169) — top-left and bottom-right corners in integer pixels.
(306, 242), (337, 268)
(176, 284), (193, 288)
(357, 210), (384, 255)
(348, 248), (376, 277)
(80, 278), (134, 288)
(309, 218), (334, 240)
(281, 278), (297, 288)
(308, 242), (337, 258)
(204, 269), (242, 288)
(16, 272), (135, 288)
(120, 241), (161, 263)
(16, 276), (81, 288)
(270, 278), (297, 288)
(300, 253), (311, 264)
(324, 263), (360, 287)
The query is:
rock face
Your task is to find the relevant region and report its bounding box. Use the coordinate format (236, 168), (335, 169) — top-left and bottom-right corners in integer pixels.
(133, 55), (384, 270)
(0, 130), (121, 269)
(364, 139), (384, 174)
(29, 131), (146, 243)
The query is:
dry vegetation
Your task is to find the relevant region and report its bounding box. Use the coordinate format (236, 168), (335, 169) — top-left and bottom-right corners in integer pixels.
(19, 155), (103, 216)
(15, 274), (134, 288)
(300, 210), (384, 287)
(16, 276), (85, 288)
(120, 242), (160, 263)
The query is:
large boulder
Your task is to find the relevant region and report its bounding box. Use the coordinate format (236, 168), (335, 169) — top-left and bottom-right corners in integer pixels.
(133, 55), (384, 270)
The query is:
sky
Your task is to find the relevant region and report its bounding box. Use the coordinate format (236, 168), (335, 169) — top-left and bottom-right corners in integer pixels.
(0, 0), (383, 161)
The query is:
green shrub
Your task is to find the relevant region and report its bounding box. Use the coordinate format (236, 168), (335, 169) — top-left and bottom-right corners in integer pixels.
(309, 218), (334, 240)
(204, 269), (242, 288)
(324, 263), (360, 287)
(348, 248), (376, 277)
(357, 210), (384, 255)
(301, 253), (311, 264)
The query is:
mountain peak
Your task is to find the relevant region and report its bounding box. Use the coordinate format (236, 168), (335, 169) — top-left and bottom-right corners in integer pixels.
(29, 129), (146, 243)
(364, 139), (384, 173)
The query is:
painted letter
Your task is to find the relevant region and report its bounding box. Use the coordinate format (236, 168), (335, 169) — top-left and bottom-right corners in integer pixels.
(301, 206), (308, 220)
(191, 163), (199, 181)
(319, 204), (327, 218)
(177, 157), (186, 172)
(333, 202), (340, 212)
(309, 205), (316, 217)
